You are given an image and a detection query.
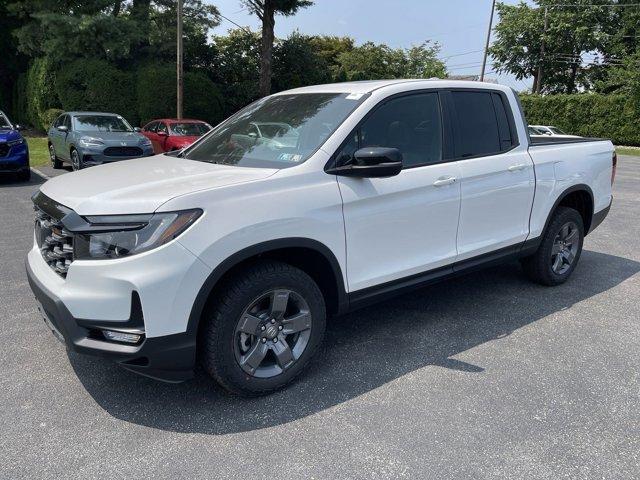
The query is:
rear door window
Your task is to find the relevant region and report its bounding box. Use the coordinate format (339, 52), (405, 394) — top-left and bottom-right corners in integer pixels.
(451, 91), (501, 158)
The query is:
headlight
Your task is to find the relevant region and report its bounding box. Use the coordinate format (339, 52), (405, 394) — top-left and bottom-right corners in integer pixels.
(79, 137), (105, 147)
(7, 138), (25, 146)
(73, 209), (202, 260)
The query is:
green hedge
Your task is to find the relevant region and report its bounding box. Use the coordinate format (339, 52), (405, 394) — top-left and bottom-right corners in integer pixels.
(13, 58), (224, 132)
(10, 58), (61, 130)
(520, 93), (640, 146)
(137, 63), (224, 126)
(56, 59), (138, 126)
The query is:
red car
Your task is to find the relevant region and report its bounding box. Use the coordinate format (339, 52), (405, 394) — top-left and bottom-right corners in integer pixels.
(141, 118), (212, 153)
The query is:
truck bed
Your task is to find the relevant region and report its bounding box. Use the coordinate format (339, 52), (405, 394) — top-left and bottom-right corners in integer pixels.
(529, 136), (609, 146)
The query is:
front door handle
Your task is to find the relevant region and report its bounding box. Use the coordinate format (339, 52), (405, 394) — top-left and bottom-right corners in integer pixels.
(433, 176), (457, 187)
(508, 163), (527, 172)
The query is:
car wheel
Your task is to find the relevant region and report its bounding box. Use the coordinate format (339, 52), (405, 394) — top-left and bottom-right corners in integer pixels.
(70, 148), (82, 171)
(200, 260), (326, 396)
(49, 144), (62, 169)
(521, 206), (584, 286)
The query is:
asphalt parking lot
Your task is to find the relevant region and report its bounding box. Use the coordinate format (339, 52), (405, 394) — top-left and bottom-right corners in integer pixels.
(1, 157), (639, 479)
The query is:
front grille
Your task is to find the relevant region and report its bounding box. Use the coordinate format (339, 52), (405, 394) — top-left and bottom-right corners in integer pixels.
(103, 146), (143, 157)
(34, 197), (74, 278)
(0, 142), (9, 157)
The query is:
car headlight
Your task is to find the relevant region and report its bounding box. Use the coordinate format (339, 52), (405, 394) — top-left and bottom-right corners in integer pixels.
(78, 137), (105, 147)
(7, 138), (25, 146)
(73, 209), (202, 260)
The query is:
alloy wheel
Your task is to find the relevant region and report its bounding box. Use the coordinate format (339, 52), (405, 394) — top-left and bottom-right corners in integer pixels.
(234, 289), (312, 378)
(71, 150), (81, 170)
(551, 221), (580, 275)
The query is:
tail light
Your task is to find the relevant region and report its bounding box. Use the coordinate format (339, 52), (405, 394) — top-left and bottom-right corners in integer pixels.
(611, 151), (617, 186)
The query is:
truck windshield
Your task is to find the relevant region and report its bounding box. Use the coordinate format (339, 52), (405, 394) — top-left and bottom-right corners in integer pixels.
(74, 115), (133, 133)
(183, 93), (369, 168)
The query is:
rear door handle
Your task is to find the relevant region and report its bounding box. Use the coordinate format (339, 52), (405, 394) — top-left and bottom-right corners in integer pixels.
(508, 163), (527, 172)
(433, 176), (457, 187)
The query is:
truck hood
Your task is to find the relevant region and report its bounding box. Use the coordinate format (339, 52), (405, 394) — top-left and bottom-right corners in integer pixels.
(40, 154), (278, 215)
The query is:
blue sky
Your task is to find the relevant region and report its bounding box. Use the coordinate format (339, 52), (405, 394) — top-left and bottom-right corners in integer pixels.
(206, 0), (534, 91)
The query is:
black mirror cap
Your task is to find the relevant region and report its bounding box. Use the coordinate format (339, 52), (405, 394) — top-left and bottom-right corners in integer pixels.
(354, 147), (402, 166)
(326, 147), (403, 178)
(133, 127), (142, 132)
(14, 124), (24, 131)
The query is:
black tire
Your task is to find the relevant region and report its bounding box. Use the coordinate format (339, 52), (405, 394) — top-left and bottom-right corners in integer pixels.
(17, 168), (31, 182)
(49, 144), (63, 169)
(521, 206), (584, 286)
(70, 148), (83, 171)
(200, 260), (326, 396)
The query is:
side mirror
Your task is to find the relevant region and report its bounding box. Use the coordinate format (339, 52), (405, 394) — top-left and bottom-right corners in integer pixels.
(157, 131), (168, 137)
(14, 124), (24, 131)
(57, 125), (68, 133)
(133, 127), (142, 132)
(327, 147), (403, 178)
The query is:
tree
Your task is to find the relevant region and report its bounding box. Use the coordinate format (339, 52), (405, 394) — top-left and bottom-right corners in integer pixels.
(337, 41), (446, 81)
(272, 32), (331, 91)
(241, 0), (313, 97)
(489, 0), (617, 94)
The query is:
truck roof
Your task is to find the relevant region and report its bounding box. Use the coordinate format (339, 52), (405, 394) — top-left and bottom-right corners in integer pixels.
(278, 79), (513, 95)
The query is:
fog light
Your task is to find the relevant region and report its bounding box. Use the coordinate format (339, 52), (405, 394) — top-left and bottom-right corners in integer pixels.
(102, 330), (142, 344)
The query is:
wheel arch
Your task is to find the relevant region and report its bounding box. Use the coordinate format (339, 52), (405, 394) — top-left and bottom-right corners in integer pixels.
(186, 238), (349, 339)
(543, 184), (594, 237)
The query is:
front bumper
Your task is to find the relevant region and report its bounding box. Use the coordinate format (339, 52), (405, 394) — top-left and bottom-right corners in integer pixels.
(25, 235), (212, 382)
(80, 146), (154, 166)
(0, 145), (29, 173)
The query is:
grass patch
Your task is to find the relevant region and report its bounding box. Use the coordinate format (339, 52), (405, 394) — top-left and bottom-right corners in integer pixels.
(26, 136), (50, 167)
(616, 146), (640, 157)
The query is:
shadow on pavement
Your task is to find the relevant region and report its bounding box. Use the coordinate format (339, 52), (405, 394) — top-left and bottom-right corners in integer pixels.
(0, 173), (45, 188)
(69, 249), (639, 434)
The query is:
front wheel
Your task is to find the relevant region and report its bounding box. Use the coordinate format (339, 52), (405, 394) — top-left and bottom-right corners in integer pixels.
(521, 206), (584, 286)
(70, 148), (82, 171)
(200, 261), (326, 396)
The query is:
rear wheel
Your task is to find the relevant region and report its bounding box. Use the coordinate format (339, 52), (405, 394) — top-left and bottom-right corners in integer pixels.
(200, 261), (326, 396)
(521, 206), (584, 286)
(49, 144), (62, 169)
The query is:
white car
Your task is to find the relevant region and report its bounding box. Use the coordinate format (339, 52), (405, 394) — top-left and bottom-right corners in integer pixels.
(27, 80), (615, 395)
(530, 125), (580, 138)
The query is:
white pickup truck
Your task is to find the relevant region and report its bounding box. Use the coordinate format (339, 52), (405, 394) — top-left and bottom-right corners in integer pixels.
(26, 80), (615, 395)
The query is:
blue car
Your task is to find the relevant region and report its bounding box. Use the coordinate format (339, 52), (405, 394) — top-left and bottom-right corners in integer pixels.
(47, 111), (154, 170)
(0, 110), (30, 181)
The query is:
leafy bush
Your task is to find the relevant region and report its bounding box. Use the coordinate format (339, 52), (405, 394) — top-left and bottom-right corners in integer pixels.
(55, 59), (138, 125)
(136, 63), (223, 126)
(41, 108), (64, 130)
(520, 93), (640, 146)
(10, 58), (61, 130)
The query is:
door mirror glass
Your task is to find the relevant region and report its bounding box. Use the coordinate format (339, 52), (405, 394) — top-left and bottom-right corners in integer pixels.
(328, 147), (403, 178)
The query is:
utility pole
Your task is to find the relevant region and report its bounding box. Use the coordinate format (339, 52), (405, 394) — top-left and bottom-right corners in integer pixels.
(176, 0), (184, 119)
(480, 0), (496, 82)
(535, 6), (549, 94)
